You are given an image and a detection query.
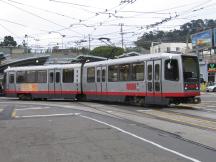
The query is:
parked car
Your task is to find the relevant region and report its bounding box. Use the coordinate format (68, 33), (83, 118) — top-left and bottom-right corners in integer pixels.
(206, 83), (216, 92)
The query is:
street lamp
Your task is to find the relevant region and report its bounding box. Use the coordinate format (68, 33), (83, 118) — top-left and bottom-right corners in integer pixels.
(24, 34), (28, 54)
(48, 31), (66, 49)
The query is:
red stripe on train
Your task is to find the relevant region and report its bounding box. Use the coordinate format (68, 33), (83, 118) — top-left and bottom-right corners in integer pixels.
(83, 91), (200, 97)
(5, 90), (200, 97)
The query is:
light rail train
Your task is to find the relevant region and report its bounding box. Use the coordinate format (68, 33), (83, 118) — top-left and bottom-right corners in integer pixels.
(3, 53), (201, 106)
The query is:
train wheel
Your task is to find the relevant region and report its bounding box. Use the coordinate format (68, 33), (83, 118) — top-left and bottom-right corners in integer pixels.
(125, 96), (134, 105)
(76, 94), (87, 102)
(134, 97), (145, 106)
(18, 94), (23, 100)
(20, 94), (32, 101)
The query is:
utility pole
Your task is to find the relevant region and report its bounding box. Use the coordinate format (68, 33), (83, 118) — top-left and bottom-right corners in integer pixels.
(88, 34), (91, 52)
(25, 34), (28, 54)
(120, 23), (124, 49)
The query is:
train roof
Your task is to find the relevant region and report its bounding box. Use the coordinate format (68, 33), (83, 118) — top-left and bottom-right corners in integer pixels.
(84, 53), (197, 67)
(4, 63), (81, 72)
(4, 53), (197, 72)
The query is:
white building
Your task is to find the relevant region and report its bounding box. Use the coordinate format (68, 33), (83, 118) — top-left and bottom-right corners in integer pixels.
(150, 42), (192, 54)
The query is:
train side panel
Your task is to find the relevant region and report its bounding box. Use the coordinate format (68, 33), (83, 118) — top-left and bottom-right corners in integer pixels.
(4, 64), (81, 100)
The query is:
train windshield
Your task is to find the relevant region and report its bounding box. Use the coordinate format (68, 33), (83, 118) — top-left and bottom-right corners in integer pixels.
(182, 56), (199, 82)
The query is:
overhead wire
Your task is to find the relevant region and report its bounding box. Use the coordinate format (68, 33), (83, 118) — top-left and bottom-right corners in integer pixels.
(0, 18), (26, 27)
(49, 0), (99, 14)
(0, 23), (18, 37)
(0, 0), (83, 36)
(0, 0), (215, 49)
(8, 0), (80, 21)
(0, 0), (65, 28)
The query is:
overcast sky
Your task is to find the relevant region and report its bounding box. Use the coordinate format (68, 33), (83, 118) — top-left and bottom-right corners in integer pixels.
(0, 0), (215, 49)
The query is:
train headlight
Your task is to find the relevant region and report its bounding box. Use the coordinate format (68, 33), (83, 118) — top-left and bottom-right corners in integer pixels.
(184, 84), (188, 90)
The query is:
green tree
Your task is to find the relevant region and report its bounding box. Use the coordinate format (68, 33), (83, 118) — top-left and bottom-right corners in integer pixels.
(0, 36), (17, 47)
(90, 46), (124, 58)
(135, 19), (216, 50)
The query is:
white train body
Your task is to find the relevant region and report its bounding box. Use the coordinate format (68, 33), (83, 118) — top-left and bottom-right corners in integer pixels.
(4, 53), (200, 105)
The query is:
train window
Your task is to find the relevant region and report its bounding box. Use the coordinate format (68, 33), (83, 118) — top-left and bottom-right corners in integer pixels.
(49, 72), (54, 83)
(108, 65), (118, 82)
(63, 69), (74, 83)
(56, 72), (60, 83)
(37, 71), (47, 83)
(132, 63), (144, 81)
(26, 71), (36, 83)
(148, 82), (152, 91)
(147, 65), (152, 80)
(155, 82), (160, 91)
(97, 70), (100, 82)
(9, 74), (14, 83)
(16, 71), (26, 83)
(155, 64), (160, 81)
(182, 56), (199, 82)
(165, 59), (179, 81)
(119, 64), (129, 81)
(87, 67), (95, 82)
(102, 69), (106, 82)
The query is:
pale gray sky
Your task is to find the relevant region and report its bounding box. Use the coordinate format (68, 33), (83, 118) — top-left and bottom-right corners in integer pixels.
(0, 0), (215, 49)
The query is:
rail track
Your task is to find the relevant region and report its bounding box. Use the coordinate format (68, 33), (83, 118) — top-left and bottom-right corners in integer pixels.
(76, 101), (216, 132)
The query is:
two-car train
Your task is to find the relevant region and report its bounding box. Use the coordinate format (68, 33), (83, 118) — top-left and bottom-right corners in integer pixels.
(3, 53), (201, 106)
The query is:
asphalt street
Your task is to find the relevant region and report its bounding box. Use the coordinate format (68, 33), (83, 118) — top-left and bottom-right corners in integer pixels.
(0, 96), (215, 162)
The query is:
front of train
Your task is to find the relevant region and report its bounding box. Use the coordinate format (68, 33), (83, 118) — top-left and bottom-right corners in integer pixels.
(181, 55), (201, 103)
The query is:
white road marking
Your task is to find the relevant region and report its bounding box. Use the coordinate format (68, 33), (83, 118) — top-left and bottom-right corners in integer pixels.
(205, 109), (216, 112)
(16, 113), (80, 118)
(80, 115), (201, 162)
(193, 106), (204, 109)
(106, 110), (113, 113)
(0, 109), (3, 112)
(206, 105), (216, 108)
(136, 109), (152, 112)
(16, 107), (51, 111)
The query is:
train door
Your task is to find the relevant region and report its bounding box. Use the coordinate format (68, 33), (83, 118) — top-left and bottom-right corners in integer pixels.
(7, 72), (16, 93)
(146, 60), (162, 102)
(147, 61), (153, 95)
(48, 69), (62, 97)
(54, 69), (62, 97)
(96, 66), (107, 99)
(154, 60), (162, 97)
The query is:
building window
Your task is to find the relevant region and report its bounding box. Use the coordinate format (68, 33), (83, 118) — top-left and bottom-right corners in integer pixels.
(176, 47), (180, 52)
(87, 67), (95, 82)
(63, 69), (74, 83)
(167, 47), (170, 53)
